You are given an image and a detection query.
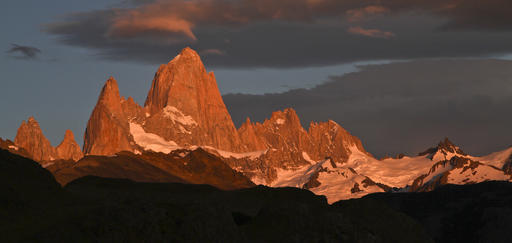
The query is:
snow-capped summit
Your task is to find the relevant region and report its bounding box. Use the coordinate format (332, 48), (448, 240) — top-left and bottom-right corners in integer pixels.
(419, 138), (466, 161)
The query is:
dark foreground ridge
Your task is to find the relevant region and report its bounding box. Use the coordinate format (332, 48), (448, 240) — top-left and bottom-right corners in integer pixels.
(352, 181), (512, 242)
(2, 148), (512, 242)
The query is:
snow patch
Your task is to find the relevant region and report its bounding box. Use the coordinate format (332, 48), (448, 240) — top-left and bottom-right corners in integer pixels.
(129, 122), (180, 154)
(163, 106), (198, 127)
(42, 162), (54, 168)
(447, 163), (511, 184)
(302, 152), (315, 164)
(8, 145), (18, 151)
(312, 168), (384, 203)
(202, 146), (266, 160)
(471, 147), (512, 168)
(431, 150), (463, 162)
(344, 145), (438, 188)
(271, 158), (384, 203)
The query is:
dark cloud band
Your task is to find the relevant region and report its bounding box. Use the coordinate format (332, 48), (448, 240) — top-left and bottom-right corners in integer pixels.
(223, 59), (512, 157)
(44, 0), (512, 67)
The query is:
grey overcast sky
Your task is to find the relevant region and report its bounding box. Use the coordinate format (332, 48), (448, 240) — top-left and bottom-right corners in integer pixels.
(1, 0), (512, 157)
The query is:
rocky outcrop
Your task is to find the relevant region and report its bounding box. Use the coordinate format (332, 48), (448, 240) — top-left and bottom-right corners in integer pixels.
(14, 117), (57, 162)
(56, 130), (83, 161)
(83, 77), (135, 155)
(231, 109), (370, 184)
(0, 137), (32, 159)
(308, 120), (368, 163)
(410, 156), (510, 192)
(80, 47), (372, 186)
(502, 154), (512, 175)
(143, 47), (243, 152)
(13, 117), (84, 163)
(418, 137), (466, 161)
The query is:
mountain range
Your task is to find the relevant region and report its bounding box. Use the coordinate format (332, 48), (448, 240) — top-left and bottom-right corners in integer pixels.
(3, 47), (512, 203)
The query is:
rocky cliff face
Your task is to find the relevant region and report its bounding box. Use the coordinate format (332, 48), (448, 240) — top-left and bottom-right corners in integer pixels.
(83, 77), (144, 155)
(81, 47), (372, 186)
(228, 108), (369, 184)
(14, 117), (57, 162)
(83, 48), (244, 156)
(14, 117), (82, 162)
(56, 130), (83, 161)
(143, 47), (242, 152)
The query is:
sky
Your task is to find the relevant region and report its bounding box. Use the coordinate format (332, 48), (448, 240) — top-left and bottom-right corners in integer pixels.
(1, 0), (512, 157)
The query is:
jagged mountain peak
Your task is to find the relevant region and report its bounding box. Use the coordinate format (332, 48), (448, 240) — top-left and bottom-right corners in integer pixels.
(265, 108), (302, 128)
(144, 47), (217, 116)
(83, 76), (133, 156)
(418, 137), (466, 161)
(168, 47), (201, 64)
(437, 137), (463, 153)
(97, 76), (122, 111)
(16, 116), (43, 141)
(13, 118), (84, 162)
(14, 116), (56, 162)
(56, 129), (83, 161)
(27, 116), (38, 124)
(62, 129), (75, 141)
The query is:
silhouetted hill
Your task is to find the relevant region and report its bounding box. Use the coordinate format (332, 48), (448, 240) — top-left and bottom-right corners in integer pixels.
(345, 181), (512, 243)
(3, 148), (512, 242)
(1, 148), (432, 242)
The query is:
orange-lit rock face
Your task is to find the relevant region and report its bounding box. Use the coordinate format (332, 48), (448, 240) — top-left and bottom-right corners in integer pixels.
(14, 117), (57, 162)
(83, 77), (135, 155)
(143, 47), (243, 152)
(56, 130), (83, 161)
(232, 108), (369, 184)
(81, 47), (370, 185)
(14, 117), (84, 162)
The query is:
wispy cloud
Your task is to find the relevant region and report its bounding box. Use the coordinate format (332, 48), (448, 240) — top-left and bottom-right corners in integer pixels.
(347, 26), (395, 39)
(6, 44), (41, 59)
(200, 49), (225, 56)
(346, 6), (389, 22)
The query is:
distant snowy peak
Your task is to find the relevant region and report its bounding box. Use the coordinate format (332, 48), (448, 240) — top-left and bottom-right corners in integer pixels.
(410, 156), (511, 192)
(419, 138), (466, 161)
(471, 146), (512, 170)
(270, 157), (387, 203)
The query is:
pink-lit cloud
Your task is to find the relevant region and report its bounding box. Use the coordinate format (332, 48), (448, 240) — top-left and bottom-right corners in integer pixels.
(45, 0), (512, 67)
(348, 26), (395, 39)
(200, 49), (225, 56)
(346, 6), (389, 22)
(109, 12), (197, 41)
(80, 0), (512, 44)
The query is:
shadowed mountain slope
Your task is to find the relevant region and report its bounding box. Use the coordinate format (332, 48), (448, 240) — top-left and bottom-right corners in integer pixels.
(1, 148), (431, 242)
(47, 148), (255, 190)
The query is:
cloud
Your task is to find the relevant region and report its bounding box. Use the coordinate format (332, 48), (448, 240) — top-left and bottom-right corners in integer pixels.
(108, 12), (197, 42)
(44, 0), (512, 68)
(347, 26), (395, 39)
(6, 44), (41, 59)
(222, 59), (512, 157)
(346, 6), (389, 22)
(200, 49), (225, 56)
